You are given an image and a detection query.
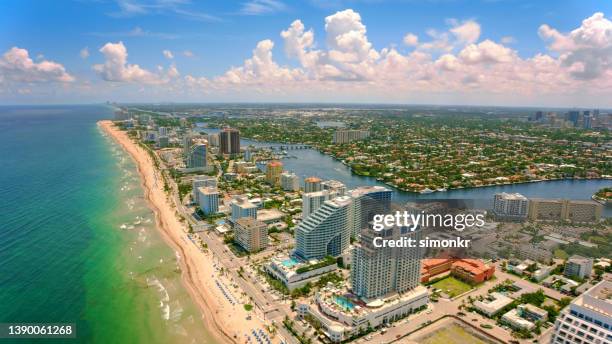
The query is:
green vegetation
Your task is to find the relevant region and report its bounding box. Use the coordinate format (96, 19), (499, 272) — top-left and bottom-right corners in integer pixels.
(244, 304), (253, 312)
(518, 289), (546, 307)
(430, 276), (473, 298)
(289, 272), (344, 298)
(178, 182), (192, 200)
(593, 187), (611, 201)
(554, 248), (569, 260)
(295, 255), (336, 274)
(559, 232), (612, 258)
(204, 111), (611, 193)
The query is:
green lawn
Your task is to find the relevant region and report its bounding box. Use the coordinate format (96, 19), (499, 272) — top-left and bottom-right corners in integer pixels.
(554, 248), (568, 259)
(431, 276), (473, 298)
(421, 323), (491, 344)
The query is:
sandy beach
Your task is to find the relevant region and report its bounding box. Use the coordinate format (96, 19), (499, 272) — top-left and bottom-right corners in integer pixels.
(99, 120), (268, 344)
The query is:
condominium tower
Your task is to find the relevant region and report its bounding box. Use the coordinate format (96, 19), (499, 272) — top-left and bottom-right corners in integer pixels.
(550, 280), (611, 344)
(266, 160), (283, 186)
(295, 196), (353, 260)
(219, 128), (240, 154)
(234, 218), (268, 253)
(231, 196), (258, 222)
(351, 224), (422, 300)
(348, 185), (393, 236)
(493, 192), (529, 221)
(187, 143), (207, 169)
(281, 172), (300, 191)
(304, 176), (322, 193)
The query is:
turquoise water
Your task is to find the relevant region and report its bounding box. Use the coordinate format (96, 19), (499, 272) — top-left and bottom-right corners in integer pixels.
(333, 296), (355, 311)
(0, 106), (214, 343)
(281, 258), (300, 268)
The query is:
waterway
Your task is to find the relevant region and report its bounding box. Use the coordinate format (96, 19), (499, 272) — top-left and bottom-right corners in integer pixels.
(198, 126), (611, 216)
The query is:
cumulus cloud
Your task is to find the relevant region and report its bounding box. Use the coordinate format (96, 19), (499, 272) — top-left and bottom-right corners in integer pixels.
(403, 33), (419, 46)
(450, 19), (481, 44)
(181, 10), (611, 103)
(163, 49), (174, 59)
(0, 47), (74, 83)
(458, 40), (516, 64)
(15, 9), (608, 105)
(93, 41), (178, 84)
(539, 12), (612, 80)
(216, 39), (302, 84)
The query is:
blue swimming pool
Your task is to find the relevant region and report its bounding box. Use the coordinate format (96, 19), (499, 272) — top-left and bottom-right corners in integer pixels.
(334, 295), (355, 311)
(281, 258), (300, 268)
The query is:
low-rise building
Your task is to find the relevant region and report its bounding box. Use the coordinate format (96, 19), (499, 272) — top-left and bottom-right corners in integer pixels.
(473, 292), (515, 317)
(256, 208), (284, 224)
(501, 304), (548, 331)
(514, 244), (552, 263)
(298, 286), (427, 342)
(264, 255), (337, 291)
(421, 258), (495, 284)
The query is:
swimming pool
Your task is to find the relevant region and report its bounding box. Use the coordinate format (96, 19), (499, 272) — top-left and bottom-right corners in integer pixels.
(334, 295), (355, 311)
(281, 258), (300, 268)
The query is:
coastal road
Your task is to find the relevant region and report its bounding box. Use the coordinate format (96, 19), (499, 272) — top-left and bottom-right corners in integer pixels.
(159, 158), (300, 344)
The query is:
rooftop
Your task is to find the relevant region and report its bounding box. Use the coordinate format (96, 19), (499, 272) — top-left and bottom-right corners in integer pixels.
(497, 192), (528, 200)
(304, 176), (322, 183)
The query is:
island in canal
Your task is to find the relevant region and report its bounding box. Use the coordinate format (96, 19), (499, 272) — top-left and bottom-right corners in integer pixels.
(593, 187), (612, 206)
(118, 104), (611, 193)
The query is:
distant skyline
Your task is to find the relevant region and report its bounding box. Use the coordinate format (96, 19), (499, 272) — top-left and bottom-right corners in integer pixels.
(1, 0), (611, 106)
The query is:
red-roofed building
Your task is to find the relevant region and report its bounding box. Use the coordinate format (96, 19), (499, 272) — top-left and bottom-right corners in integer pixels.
(421, 258), (495, 284)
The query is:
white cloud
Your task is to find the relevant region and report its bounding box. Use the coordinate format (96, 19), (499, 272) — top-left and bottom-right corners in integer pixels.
(216, 39), (302, 84)
(183, 50), (195, 58)
(0, 47), (74, 83)
(240, 0), (286, 15)
(80, 47), (90, 59)
(93, 41), (178, 84)
(403, 33), (419, 46)
(12, 9), (610, 106)
(450, 20), (481, 44)
(539, 12), (612, 80)
(458, 40), (516, 64)
(163, 49), (174, 59)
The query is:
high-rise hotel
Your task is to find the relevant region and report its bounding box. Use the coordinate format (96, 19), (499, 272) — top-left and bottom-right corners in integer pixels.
(294, 196), (353, 260)
(351, 224), (422, 300)
(219, 128), (240, 154)
(550, 280), (611, 344)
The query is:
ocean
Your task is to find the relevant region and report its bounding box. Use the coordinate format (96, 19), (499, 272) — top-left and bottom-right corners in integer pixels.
(0, 105), (214, 343)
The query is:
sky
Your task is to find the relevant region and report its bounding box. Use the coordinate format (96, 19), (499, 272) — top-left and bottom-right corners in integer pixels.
(1, 0), (611, 107)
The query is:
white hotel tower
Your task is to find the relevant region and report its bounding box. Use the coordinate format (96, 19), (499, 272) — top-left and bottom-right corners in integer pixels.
(551, 280), (611, 344)
(294, 196), (352, 260)
(351, 224), (422, 300)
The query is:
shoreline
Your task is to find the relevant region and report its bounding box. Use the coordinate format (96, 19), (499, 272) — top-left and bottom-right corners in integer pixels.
(99, 121), (248, 344)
